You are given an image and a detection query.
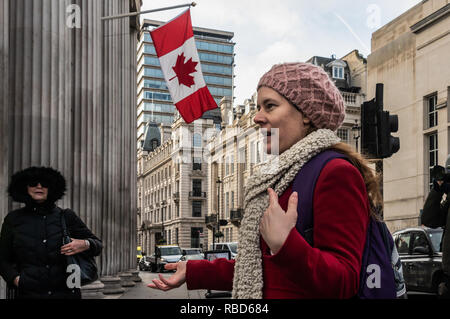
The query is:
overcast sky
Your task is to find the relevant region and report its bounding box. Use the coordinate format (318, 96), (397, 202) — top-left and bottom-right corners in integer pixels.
(140, 0), (422, 105)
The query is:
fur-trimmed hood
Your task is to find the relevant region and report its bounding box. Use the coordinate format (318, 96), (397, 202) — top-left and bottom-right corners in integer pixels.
(7, 167), (67, 205)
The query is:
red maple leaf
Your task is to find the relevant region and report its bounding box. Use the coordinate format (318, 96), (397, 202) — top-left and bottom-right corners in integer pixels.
(169, 53), (198, 88)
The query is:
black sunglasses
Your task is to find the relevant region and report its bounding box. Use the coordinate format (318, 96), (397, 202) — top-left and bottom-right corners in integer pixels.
(28, 181), (49, 188)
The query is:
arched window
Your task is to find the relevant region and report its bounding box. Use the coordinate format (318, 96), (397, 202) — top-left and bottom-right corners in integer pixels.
(192, 133), (202, 148)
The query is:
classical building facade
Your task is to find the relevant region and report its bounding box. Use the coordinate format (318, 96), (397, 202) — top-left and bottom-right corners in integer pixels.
(137, 116), (220, 255)
(1, 0), (141, 299)
(205, 95), (266, 248)
(367, 0), (450, 231)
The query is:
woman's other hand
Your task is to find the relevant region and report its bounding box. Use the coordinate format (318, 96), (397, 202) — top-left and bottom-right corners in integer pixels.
(148, 261), (187, 291)
(260, 188), (298, 255)
(61, 238), (89, 256)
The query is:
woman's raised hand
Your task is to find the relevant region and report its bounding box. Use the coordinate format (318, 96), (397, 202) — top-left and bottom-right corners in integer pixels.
(147, 261), (187, 291)
(259, 188), (298, 255)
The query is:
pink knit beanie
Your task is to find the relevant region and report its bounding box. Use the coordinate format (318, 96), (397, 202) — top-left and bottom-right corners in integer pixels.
(257, 62), (345, 131)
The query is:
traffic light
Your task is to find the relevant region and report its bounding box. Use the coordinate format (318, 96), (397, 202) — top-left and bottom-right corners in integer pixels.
(361, 83), (400, 159)
(361, 99), (378, 158)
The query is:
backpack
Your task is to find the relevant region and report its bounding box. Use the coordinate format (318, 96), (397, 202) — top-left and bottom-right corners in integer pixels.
(292, 150), (406, 299)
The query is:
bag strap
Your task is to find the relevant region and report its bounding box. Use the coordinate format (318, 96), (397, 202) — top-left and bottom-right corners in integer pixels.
(59, 208), (72, 242)
(379, 221), (393, 260)
(292, 150), (349, 246)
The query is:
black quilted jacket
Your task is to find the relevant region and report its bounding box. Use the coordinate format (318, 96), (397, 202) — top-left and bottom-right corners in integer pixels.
(0, 167), (102, 299)
(0, 204), (102, 299)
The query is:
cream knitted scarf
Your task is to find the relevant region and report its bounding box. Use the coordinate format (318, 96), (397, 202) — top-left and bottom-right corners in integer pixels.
(232, 129), (341, 299)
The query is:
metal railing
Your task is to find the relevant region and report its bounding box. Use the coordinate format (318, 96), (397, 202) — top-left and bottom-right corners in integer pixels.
(189, 191), (206, 198)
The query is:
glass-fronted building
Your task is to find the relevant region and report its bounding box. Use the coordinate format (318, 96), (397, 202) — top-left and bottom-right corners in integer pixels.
(137, 19), (235, 149)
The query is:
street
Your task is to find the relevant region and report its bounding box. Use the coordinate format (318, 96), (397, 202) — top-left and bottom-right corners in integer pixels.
(119, 270), (208, 299)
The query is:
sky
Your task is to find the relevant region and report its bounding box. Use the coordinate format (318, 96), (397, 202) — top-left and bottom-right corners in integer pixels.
(140, 0), (422, 106)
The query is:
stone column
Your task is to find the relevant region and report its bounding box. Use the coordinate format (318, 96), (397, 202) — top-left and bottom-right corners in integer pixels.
(1, 0), (140, 299)
(81, 280), (105, 299)
(0, 0), (10, 300)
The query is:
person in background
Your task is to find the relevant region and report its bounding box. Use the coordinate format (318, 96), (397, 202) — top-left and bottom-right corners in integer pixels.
(0, 167), (102, 299)
(422, 171), (450, 299)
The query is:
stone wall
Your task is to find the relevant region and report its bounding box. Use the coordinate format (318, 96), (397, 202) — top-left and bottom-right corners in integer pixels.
(0, 0), (139, 298)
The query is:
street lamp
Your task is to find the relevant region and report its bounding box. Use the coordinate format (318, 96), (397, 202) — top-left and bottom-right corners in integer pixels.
(352, 119), (361, 152)
(214, 178), (223, 248)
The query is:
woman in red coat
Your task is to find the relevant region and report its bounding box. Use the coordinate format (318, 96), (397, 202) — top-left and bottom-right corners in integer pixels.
(148, 62), (382, 299)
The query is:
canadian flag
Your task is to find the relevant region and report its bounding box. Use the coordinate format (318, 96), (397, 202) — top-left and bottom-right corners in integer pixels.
(150, 9), (218, 124)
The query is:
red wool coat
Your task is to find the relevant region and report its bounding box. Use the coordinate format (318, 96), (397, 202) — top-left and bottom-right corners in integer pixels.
(186, 159), (370, 298)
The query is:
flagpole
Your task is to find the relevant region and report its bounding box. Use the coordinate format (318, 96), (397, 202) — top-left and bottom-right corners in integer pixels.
(101, 2), (196, 21)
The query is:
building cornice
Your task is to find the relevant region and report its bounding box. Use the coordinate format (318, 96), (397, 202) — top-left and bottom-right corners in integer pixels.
(410, 3), (450, 34)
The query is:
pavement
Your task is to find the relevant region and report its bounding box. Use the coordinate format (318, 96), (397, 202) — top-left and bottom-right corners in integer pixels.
(117, 270), (209, 299)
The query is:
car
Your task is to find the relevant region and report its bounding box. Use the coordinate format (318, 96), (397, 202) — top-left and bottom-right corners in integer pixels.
(210, 242), (238, 259)
(392, 226), (444, 295)
(180, 248), (204, 261)
(147, 245), (183, 272)
(138, 256), (152, 271)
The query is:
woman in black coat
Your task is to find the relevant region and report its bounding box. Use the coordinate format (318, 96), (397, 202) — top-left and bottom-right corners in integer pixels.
(0, 167), (102, 299)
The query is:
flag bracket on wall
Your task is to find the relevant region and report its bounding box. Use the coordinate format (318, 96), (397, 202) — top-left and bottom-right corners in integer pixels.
(101, 2), (197, 21)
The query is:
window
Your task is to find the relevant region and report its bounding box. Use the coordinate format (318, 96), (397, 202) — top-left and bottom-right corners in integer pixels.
(191, 227), (203, 248)
(428, 230), (443, 252)
(225, 192), (229, 218)
(231, 191), (234, 210)
(427, 94), (438, 128)
(192, 133), (202, 148)
(143, 56), (160, 66)
(144, 44), (156, 54)
(337, 128), (349, 144)
(192, 201), (202, 217)
(226, 157), (229, 175)
(143, 32), (152, 42)
(256, 142), (261, 163)
(192, 179), (202, 196)
(144, 91), (172, 101)
(239, 147), (247, 170)
(193, 157), (202, 171)
(428, 133), (438, 189)
(209, 86), (233, 97)
(198, 52), (233, 65)
(333, 66), (344, 79)
(204, 75), (232, 86)
(250, 142), (255, 164)
(411, 232), (430, 255)
(196, 40), (233, 54)
(230, 155), (234, 173)
(395, 233), (411, 254)
(201, 63), (232, 75)
(175, 228), (179, 245)
(143, 67), (164, 78)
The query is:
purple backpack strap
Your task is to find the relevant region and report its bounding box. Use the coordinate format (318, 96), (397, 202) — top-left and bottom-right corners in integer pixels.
(292, 150), (348, 246)
(292, 150), (399, 298)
